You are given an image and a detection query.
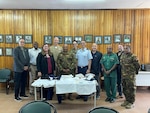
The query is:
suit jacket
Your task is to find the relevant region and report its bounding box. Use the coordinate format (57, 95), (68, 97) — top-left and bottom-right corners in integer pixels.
(37, 52), (55, 75)
(13, 46), (30, 72)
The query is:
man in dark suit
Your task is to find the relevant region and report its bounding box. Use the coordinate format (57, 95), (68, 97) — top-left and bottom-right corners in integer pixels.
(13, 38), (30, 102)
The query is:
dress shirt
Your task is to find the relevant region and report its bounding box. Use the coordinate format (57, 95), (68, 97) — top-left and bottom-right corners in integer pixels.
(29, 48), (41, 65)
(76, 48), (93, 67)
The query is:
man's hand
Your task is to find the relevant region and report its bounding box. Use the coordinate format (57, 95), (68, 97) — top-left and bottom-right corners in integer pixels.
(24, 66), (28, 71)
(63, 69), (70, 72)
(38, 72), (42, 77)
(86, 69), (90, 74)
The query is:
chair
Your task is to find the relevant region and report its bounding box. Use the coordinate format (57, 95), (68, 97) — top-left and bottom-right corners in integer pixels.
(19, 101), (57, 113)
(0, 68), (11, 94)
(88, 106), (119, 113)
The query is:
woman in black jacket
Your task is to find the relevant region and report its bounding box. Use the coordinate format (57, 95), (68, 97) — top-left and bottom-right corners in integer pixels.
(37, 43), (55, 100)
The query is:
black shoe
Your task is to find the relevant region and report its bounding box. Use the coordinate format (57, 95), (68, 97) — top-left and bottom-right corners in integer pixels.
(76, 95), (81, 99)
(83, 96), (88, 101)
(105, 98), (111, 102)
(14, 97), (22, 102)
(20, 95), (29, 99)
(30, 92), (34, 96)
(110, 98), (115, 103)
(62, 94), (66, 100)
(68, 95), (73, 101)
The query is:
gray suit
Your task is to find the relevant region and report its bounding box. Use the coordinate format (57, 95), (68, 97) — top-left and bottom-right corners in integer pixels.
(13, 46), (30, 98)
(13, 46), (30, 72)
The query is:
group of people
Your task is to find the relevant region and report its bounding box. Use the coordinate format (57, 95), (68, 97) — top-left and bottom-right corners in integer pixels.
(100, 44), (140, 109)
(13, 37), (140, 109)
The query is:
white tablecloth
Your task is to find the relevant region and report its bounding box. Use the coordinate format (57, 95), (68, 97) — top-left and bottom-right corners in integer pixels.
(31, 79), (56, 88)
(55, 77), (96, 95)
(136, 71), (150, 86)
(31, 75), (97, 107)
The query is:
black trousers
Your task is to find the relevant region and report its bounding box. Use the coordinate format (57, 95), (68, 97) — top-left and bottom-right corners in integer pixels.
(14, 71), (28, 98)
(117, 65), (122, 96)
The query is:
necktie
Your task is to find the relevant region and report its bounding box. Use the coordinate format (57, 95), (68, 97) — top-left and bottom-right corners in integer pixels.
(21, 47), (26, 59)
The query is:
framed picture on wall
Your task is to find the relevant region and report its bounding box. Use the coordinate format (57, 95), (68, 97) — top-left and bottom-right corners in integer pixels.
(54, 36), (63, 44)
(0, 34), (4, 43)
(74, 36), (82, 44)
(114, 34), (122, 43)
(123, 34), (131, 43)
(94, 36), (102, 44)
(84, 35), (93, 43)
(15, 34), (23, 43)
(104, 35), (111, 44)
(64, 36), (73, 44)
(5, 34), (13, 43)
(5, 47), (13, 56)
(24, 35), (32, 44)
(0, 47), (3, 56)
(44, 35), (52, 44)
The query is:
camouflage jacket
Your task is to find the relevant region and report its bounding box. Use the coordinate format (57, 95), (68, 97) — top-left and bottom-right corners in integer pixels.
(57, 51), (76, 75)
(120, 52), (140, 76)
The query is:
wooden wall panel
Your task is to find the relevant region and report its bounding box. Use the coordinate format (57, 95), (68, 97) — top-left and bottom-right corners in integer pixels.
(1, 9), (150, 71)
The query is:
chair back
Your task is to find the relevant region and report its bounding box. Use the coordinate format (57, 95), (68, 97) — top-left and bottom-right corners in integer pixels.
(0, 68), (11, 79)
(19, 101), (57, 113)
(89, 107), (119, 113)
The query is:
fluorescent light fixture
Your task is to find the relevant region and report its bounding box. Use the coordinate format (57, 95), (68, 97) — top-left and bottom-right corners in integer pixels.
(65, 0), (105, 2)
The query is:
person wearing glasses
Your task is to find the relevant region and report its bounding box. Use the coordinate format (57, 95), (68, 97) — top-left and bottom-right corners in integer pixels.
(13, 38), (30, 102)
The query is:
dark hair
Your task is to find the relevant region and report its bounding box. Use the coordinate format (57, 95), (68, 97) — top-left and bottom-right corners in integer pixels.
(73, 40), (77, 43)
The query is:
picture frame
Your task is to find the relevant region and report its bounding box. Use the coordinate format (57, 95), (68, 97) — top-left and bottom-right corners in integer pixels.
(74, 36), (82, 44)
(5, 47), (13, 56)
(0, 47), (3, 56)
(0, 34), (4, 43)
(5, 34), (13, 43)
(123, 34), (131, 43)
(14, 34), (23, 43)
(104, 35), (112, 44)
(94, 36), (102, 44)
(24, 35), (32, 44)
(44, 35), (52, 44)
(64, 36), (73, 44)
(84, 35), (93, 43)
(54, 36), (63, 44)
(114, 34), (122, 43)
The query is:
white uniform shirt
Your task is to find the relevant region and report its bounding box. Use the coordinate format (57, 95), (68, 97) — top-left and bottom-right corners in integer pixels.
(28, 48), (41, 65)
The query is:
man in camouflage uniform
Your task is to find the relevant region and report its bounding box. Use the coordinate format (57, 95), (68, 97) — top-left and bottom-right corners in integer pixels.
(120, 45), (140, 109)
(57, 44), (76, 76)
(57, 44), (76, 103)
(70, 40), (78, 75)
(70, 40), (78, 55)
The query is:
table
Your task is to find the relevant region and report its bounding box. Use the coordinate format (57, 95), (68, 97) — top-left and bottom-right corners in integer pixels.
(31, 76), (97, 107)
(136, 71), (150, 86)
(31, 79), (56, 100)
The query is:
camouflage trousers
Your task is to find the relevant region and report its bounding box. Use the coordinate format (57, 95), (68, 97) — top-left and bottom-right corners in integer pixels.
(122, 76), (136, 104)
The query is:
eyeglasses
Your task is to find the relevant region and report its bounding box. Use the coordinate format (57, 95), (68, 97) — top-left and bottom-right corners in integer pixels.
(20, 41), (25, 43)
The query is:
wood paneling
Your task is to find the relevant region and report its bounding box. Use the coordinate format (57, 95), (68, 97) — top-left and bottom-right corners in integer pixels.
(1, 9), (150, 70)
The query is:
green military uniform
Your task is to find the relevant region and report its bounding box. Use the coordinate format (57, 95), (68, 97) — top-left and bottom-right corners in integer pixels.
(70, 48), (78, 74)
(50, 45), (63, 76)
(50, 45), (62, 62)
(100, 53), (119, 100)
(70, 48), (78, 55)
(120, 52), (140, 105)
(57, 51), (76, 76)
